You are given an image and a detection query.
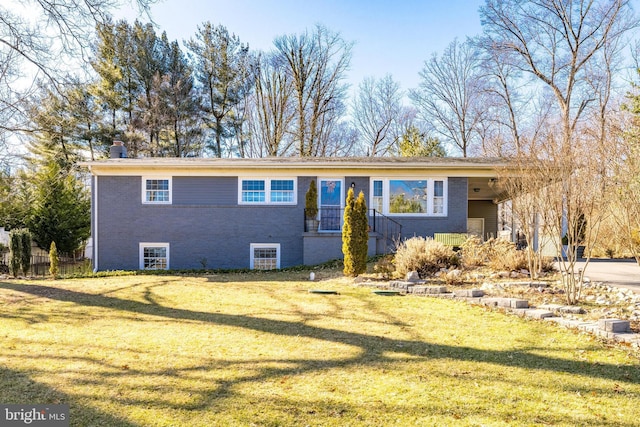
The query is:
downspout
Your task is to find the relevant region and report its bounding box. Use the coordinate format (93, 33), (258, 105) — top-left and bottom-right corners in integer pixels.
(93, 174), (99, 272)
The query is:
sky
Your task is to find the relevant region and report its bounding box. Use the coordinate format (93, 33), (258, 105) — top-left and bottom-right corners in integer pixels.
(115, 0), (486, 95)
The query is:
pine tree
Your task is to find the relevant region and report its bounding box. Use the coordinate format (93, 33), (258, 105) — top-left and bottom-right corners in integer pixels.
(27, 161), (90, 255)
(187, 22), (251, 157)
(398, 126), (446, 157)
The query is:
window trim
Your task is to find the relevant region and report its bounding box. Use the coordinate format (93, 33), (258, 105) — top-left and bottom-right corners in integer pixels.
(250, 243), (281, 270)
(139, 242), (170, 270)
(141, 176), (172, 204)
(238, 178), (297, 205)
(369, 177), (448, 217)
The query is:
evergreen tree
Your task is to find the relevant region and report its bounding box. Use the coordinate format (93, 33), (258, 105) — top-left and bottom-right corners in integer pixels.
(0, 171), (32, 231)
(187, 22), (251, 157)
(398, 126), (446, 157)
(342, 187), (356, 276)
(133, 22), (171, 156)
(49, 241), (59, 278)
(157, 40), (203, 157)
(342, 188), (368, 276)
(19, 229), (32, 276)
(354, 191), (369, 274)
(26, 86), (84, 170)
(92, 19), (126, 142)
(27, 161), (90, 255)
(8, 229), (21, 277)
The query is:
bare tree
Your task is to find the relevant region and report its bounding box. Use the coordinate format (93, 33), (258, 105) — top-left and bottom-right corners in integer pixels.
(352, 74), (403, 156)
(614, 70), (640, 264)
(247, 52), (295, 157)
(312, 100), (357, 157)
(476, 43), (528, 156)
(480, 0), (636, 152)
(273, 24), (352, 157)
(481, 0), (638, 304)
(409, 38), (488, 157)
(0, 0), (154, 162)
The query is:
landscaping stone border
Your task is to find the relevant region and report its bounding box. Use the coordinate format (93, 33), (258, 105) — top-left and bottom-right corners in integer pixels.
(357, 278), (640, 349)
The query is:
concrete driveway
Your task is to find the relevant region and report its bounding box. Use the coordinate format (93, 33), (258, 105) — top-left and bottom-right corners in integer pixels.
(556, 259), (640, 293)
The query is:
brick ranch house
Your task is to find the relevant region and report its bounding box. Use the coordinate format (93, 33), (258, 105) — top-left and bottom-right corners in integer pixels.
(82, 147), (510, 271)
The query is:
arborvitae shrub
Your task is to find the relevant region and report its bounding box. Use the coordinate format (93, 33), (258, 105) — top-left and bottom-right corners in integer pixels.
(342, 188), (356, 276)
(9, 229), (21, 277)
(353, 190), (368, 274)
(49, 241), (59, 278)
(20, 229), (31, 276)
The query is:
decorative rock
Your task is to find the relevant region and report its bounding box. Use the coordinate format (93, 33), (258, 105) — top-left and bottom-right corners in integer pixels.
(446, 269), (463, 278)
(406, 271), (421, 283)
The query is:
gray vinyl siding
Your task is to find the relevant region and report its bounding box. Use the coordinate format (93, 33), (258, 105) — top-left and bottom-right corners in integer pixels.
(96, 175), (307, 270)
(395, 177), (468, 238)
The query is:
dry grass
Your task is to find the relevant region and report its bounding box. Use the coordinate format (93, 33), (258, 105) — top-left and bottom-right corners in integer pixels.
(0, 271), (639, 426)
(394, 236), (458, 278)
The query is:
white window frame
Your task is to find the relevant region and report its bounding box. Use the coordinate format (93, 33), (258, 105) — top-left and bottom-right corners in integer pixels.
(139, 243), (170, 270)
(250, 243), (281, 270)
(369, 177), (448, 217)
(238, 178), (297, 205)
(142, 177), (172, 204)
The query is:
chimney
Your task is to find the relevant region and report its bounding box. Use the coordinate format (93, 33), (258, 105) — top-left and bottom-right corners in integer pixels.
(110, 140), (127, 159)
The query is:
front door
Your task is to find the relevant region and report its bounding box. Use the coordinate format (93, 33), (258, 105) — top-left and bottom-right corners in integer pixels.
(319, 179), (343, 231)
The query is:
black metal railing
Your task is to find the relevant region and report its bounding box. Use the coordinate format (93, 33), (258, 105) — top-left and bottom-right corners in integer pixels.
(304, 207), (402, 248)
(369, 209), (402, 249)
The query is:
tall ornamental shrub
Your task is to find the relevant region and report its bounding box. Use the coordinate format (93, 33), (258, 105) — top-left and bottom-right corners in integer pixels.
(354, 190), (369, 274)
(8, 229), (21, 277)
(342, 188), (368, 277)
(49, 241), (59, 278)
(20, 229), (31, 276)
(8, 228), (31, 277)
(305, 180), (318, 219)
(342, 188), (356, 276)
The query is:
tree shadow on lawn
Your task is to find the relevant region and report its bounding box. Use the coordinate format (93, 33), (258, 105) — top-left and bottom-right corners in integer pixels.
(0, 365), (139, 426)
(2, 282), (638, 384)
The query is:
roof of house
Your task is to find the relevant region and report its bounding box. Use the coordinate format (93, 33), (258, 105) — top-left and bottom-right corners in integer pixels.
(82, 156), (512, 178)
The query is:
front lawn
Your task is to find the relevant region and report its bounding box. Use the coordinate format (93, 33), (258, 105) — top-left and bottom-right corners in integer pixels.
(0, 271), (639, 426)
